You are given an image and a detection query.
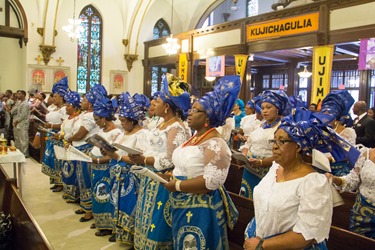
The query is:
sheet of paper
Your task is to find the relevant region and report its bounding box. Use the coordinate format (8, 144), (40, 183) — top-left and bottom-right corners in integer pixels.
(112, 143), (142, 155)
(130, 166), (168, 184)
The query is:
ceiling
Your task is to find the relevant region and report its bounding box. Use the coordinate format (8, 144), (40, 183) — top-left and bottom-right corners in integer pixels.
(250, 41), (360, 68)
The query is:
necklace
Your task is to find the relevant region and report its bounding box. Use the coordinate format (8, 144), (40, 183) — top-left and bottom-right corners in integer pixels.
(277, 164), (302, 182)
(68, 112), (79, 120)
(183, 128), (216, 147)
(159, 116), (178, 129)
(262, 117), (281, 129)
(104, 123), (116, 132)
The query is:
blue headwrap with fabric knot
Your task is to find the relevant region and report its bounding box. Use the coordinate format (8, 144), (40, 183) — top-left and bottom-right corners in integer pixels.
(317, 90), (355, 127)
(93, 96), (115, 119)
(159, 73), (191, 119)
(86, 84), (108, 104)
(52, 77), (69, 97)
(64, 91), (81, 108)
(279, 108), (360, 168)
(247, 100), (255, 109)
(198, 75), (241, 128)
(118, 92), (148, 121)
(261, 90), (291, 116)
(289, 95), (307, 109)
(152, 91), (160, 100)
(251, 95), (262, 114)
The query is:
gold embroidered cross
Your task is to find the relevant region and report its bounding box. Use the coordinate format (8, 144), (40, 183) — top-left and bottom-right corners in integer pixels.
(56, 57), (64, 66)
(157, 201), (163, 209)
(186, 211), (193, 223)
(150, 224), (156, 232)
(35, 55), (43, 65)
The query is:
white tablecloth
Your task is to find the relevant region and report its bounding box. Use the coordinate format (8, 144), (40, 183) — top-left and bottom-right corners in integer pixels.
(0, 149), (26, 164)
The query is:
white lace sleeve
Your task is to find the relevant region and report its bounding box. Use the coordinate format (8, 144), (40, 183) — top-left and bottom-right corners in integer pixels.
(341, 153), (366, 192)
(340, 128), (356, 145)
(154, 124), (188, 171)
(81, 113), (96, 132)
(202, 138), (231, 190)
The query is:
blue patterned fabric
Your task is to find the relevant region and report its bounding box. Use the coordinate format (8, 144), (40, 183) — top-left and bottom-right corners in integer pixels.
(64, 90), (81, 108)
(289, 95), (307, 109)
(318, 90), (355, 126)
(170, 177), (238, 250)
(41, 136), (64, 184)
(86, 84), (108, 104)
(245, 218), (328, 249)
(93, 96), (115, 119)
(198, 75), (241, 127)
(76, 155), (93, 212)
(159, 73), (191, 118)
(118, 92), (148, 121)
(253, 95), (262, 114)
(261, 90), (291, 116)
(279, 108), (360, 168)
(110, 160), (139, 244)
(350, 192), (375, 239)
(52, 77), (69, 97)
(247, 99), (255, 109)
(152, 91), (160, 100)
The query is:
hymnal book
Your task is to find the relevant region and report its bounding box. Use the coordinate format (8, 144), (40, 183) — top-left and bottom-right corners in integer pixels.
(130, 166), (168, 184)
(38, 126), (56, 135)
(86, 134), (117, 152)
(231, 149), (262, 179)
(31, 115), (46, 124)
(54, 145), (92, 162)
(112, 143), (142, 155)
(312, 149), (331, 172)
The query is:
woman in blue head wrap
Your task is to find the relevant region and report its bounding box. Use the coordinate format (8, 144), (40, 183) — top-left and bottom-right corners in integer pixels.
(145, 91), (164, 130)
(128, 73), (191, 249)
(239, 90), (291, 199)
(162, 75), (240, 250)
(100, 92), (152, 244)
(244, 113), (333, 250)
(238, 96), (263, 143)
(88, 96), (122, 237)
(41, 77), (69, 192)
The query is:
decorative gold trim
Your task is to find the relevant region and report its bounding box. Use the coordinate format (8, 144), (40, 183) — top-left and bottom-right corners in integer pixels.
(39, 45), (56, 65)
(122, 39), (129, 47)
(124, 54), (138, 72)
(37, 27), (44, 36)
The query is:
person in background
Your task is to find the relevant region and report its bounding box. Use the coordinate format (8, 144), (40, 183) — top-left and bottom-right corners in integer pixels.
(31, 92), (48, 122)
(144, 92), (163, 130)
(233, 98), (246, 129)
(367, 107), (375, 119)
(238, 96), (262, 143)
(12, 90), (30, 157)
(240, 90), (291, 198)
(129, 73), (191, 249)
(163, 75), (240, 249)
(3, 90), (14, 144)
(353, 101), (375, 148)
(308, 103), (317, 112)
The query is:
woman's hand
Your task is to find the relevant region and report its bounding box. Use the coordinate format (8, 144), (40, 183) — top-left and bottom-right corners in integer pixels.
(244, 237), (261, 250)
(44, 123), (52, 129)
(104, 150), (118, 159)
(249, 158), (262, 168)
(99, 148), (107, 156)
(52, 133), (60, 140)
(163, 178), (176, 192)
(63, 142), (71, 149)
(128, 154), (145, 165)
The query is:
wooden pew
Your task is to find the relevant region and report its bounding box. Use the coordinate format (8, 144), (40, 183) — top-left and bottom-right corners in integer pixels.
(224, 162), (244, 194)
(328, 226), (375, 250)
(0, 165), (53, 250)
(332, 191), (356, 230)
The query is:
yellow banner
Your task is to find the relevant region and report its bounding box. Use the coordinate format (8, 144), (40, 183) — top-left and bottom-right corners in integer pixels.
(246, 12), (319, 41)
(310, 45), (334, 108)
(235, 54), (248, 81)
(179, 53), (188, 81)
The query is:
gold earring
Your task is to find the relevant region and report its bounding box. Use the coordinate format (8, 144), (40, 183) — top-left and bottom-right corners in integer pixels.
(164, 108), (168, 113)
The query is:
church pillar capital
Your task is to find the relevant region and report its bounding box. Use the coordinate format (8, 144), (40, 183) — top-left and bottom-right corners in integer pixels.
(124, 54), (138, 72)
(39, 45), (56, 65)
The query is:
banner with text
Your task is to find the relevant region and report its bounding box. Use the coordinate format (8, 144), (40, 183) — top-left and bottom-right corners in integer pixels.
(235, 54), (249, 82)
(179, 53), (188, 81)
(311, 45), (334, 108)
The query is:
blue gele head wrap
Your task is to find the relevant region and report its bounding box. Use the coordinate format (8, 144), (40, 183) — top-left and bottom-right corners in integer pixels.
(64, 90), (81, 108)
(279, 108), (360, 168)
(261, 90), (291, 116)
(118, 92), (148, 121)
(86, 84), (108, 104)
(93, 96), (115, 119)
(247, 100), (255, 109)
(318, 90), (355, 127)
(289, 95), (307, 109)
(236, 99), (245, 111)
(52, 77), (69, 97)
(152, 91), (160, 100)
(253, 95), (262, 114)
(197, 75), (241, 128)
(159, 73), (191, 119)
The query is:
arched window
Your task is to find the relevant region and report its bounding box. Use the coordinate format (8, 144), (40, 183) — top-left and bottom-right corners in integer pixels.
(153, 19), (170, 39)
(77, 5), (102, 94)
(247, 0), (259, 17)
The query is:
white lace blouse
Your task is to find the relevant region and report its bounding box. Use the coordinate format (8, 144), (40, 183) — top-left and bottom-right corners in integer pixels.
(172, 137), (231, 190)
(90, 128), (122, 157)
(254, 162), (332, 243)
(341, 149), (375, 203)
(113, 129), (151, 157)
(240, 114), (261, 136)
(146, 122), (191, 171)
(45, 106), (67, 124)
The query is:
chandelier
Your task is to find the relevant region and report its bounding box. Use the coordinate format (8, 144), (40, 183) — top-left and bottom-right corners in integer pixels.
(298, 66), (312, 78)
(163, 0), (180, 55)
(62, 0), (84, 41)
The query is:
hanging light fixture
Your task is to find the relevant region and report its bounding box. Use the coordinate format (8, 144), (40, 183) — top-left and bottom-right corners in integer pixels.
(62, 0), (84, 42)
(162, 0), (180, 55)
(298, 65), (312, 78)
(205, 76), (216, 82)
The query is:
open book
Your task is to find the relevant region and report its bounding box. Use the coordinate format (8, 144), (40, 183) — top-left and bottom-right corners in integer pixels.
(31, 115), (46, 124)
(86, 134), (117, 152)
(231, 149), (263, 179)
(130, 166), (168, 184)
(112, 143), (142, 155)
(54, 145), (92, 162)
(38, 126), (56, 135)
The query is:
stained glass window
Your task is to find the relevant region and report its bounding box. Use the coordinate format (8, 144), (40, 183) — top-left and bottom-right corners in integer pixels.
(77, 5), (102, 94)
(247, 0), (259, 17)
(153, 19), (170, 39)
(151, 67), (168, 96)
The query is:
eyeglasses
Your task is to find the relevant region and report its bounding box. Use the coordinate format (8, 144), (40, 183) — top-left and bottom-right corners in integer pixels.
(268, 139), (294, 147)
(188, 108), (205, 114)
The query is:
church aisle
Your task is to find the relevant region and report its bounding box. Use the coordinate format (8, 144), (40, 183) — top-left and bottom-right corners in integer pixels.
(2, 158), (126, 250)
